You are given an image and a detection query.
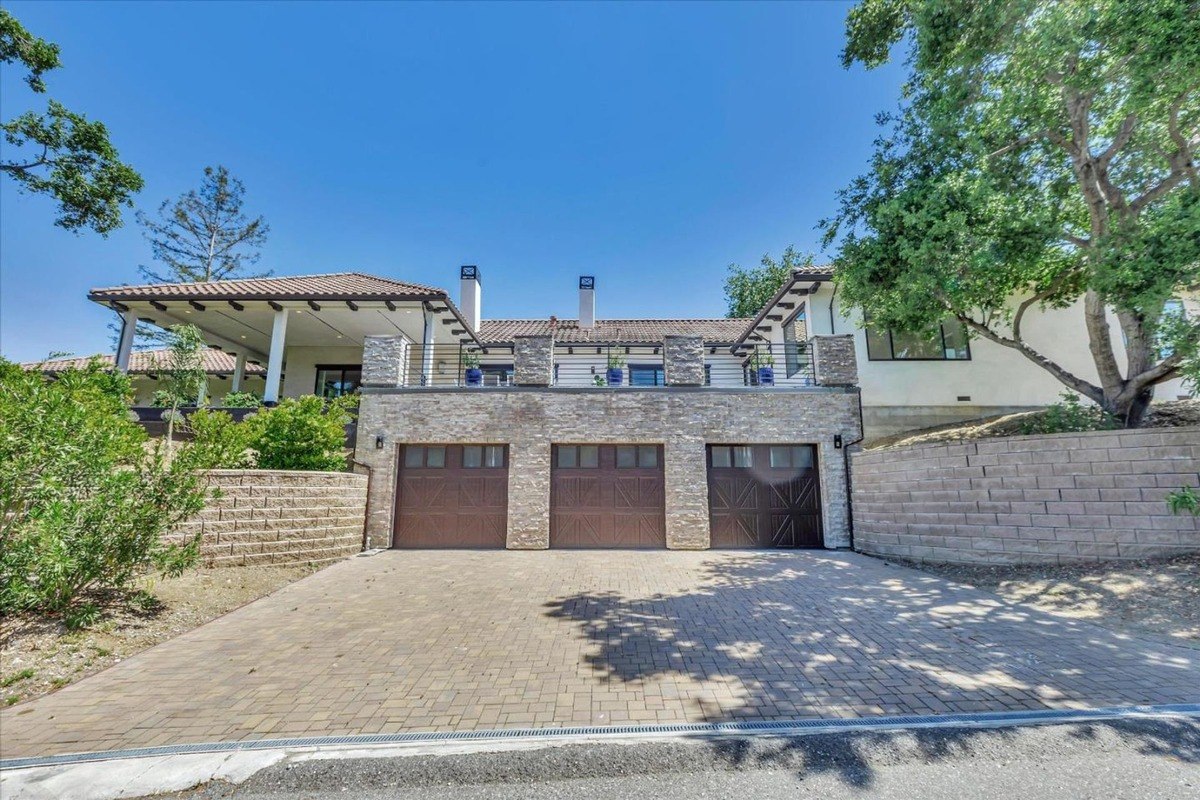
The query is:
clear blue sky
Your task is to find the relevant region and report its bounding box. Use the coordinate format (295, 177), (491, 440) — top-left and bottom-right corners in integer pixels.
(0, 1), (904, 362)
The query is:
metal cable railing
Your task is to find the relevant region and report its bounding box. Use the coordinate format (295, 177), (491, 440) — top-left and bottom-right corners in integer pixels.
(396, 340), (815, 388)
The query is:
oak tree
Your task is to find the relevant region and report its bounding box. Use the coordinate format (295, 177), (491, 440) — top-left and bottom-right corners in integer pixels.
(0, 10), (142, 234)
(822, 0), (1200, 426)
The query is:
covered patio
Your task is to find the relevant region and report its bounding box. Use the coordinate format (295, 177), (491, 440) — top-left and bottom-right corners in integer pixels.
(88, 272), (480, 403)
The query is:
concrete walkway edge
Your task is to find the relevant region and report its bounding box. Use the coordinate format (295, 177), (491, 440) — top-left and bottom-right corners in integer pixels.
(4, 704), (1199, 800)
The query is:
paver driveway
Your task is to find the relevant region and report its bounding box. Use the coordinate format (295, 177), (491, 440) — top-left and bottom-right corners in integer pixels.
(2, 550), (1198, 759)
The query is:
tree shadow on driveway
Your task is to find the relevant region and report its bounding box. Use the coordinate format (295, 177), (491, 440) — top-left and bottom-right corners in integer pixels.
(543, 551), (1200, 786)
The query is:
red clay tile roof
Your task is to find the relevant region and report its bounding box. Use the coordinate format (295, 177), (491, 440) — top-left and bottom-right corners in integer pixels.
(25, 349), (267, 375)
(88, 272), (445, 302)
(477, 318), (751, 344)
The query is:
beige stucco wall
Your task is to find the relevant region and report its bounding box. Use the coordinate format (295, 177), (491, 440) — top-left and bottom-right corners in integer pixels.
(354, 388), (862, 551)
(281, 345), (366, 398)
(802, 288), (1197, 423)
(128, 374), (267, 406)
(852, 427), (1200, 564)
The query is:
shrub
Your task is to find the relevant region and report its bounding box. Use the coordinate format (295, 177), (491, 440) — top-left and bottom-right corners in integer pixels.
(221, 391), (262, 408)
(183, 408), (256, 470)
(241, 395), (353, 471)
(1019, 392), (1119, 435)
(0, 359), (207, 616)
(1167, 484), (1199, 517)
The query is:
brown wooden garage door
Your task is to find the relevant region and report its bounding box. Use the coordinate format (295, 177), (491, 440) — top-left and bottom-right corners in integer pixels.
(392, 444), (508, 548)
(550, 444), (666, 548)
(707, 444), (823, 548)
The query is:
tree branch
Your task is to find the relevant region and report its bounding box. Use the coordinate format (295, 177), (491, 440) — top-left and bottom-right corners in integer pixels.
(1096, 113), (1137, 168)
(957, 312), (1105, 404)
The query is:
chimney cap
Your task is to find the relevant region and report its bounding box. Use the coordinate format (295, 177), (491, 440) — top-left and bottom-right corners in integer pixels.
(460, 265), (480, 282)
(579, 276), (595, 290)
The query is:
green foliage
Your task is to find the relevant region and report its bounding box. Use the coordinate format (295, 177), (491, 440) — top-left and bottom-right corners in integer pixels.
(128, 588), (163, 614)
(0, 668), (36, 688)
(0, 10), (142, 234)
(1166, 484), (1200, 516)
(63, 602), (101, 631)
(149, 326), (208, 453)
(0, 359), (207, 617)
(137, 165), (270, 284)
(724, 246), (814, 319)
(606, 353), (627, 369)
(220, 391), (262, 408)
(182, 409), (257, 470)
(0, 8), (59, 92)
(241, 396), (353, 471)
(749, 351), (775, 369)
(461, 352), (481, 370)
(1019, 392), (1119, 435)
(149, 389), (176, 408)
(824, 0), (1200, 426)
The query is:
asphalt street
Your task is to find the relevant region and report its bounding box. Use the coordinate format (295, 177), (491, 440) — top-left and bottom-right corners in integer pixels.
(154, 718), (1200, 799)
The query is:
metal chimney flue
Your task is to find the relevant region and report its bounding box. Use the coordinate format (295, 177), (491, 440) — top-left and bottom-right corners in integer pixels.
(579, 276), (595, 330)
(460, 265), (481, 330)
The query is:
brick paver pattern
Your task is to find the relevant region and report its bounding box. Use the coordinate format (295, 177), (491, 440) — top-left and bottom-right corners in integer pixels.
(2, 551), (1197, 758)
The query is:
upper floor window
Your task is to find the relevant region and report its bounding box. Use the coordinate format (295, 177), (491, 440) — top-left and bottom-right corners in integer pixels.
(315, 364), (362, 397)
(782, 306), (809, 377)
(629, 364), (665, 386)
(481, 363), (514, 386)
(865, 320), (970, 361)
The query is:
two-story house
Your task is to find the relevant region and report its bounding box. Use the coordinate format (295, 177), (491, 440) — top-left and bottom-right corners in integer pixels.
(33, 264), (1193, 552)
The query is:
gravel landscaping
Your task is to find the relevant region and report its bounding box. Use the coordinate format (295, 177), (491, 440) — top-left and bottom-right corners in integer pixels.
(1, 564), (324, 707)
(897, 554), (1200, 645)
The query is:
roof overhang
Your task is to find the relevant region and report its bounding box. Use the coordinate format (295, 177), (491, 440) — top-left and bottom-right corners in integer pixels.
(88, 287), (483, 356)
(731, 268), (833, 351)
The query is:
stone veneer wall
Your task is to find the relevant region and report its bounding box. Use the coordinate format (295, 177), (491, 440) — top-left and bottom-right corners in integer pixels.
(168, 470), (368, 567)
(852, 427), (1200, 564)
(811, 335), (858, 387)
(362, 335), (410, 387)
(356, 388), (862, 550)
(663, 336), (705, 386)
(514, 335), (554, 386)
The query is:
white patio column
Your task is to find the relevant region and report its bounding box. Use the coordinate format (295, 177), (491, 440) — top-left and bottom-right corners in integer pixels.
(421, 306), (435, 386)
(231, 353), (246, 392)
(196, 378), (207, 407)
(114, 309), (137, 372)
(263, 308), (288, 404)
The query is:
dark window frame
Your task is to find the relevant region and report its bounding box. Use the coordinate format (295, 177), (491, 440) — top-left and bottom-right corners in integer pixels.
(480, 363), (515, 386)
(462, 444), (508, 469)
(781, 303), (810, 378)
(708, 445), (754, 469)
(402, 445), (447, 469)
(314, 363), (364, 397)
(864, 320), (972, 362)
(628, 363), (666, 386)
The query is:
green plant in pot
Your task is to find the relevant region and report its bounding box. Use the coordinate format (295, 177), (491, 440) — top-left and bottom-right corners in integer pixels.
(462, 352), (483, 387)
(606, 353), (627, 387)
(750, 351), (775, 386)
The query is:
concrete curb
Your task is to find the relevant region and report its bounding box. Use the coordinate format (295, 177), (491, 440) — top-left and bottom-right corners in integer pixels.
(3, 704), (1199, 800)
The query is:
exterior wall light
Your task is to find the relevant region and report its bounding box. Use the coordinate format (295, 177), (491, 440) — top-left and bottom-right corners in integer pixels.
(375, 435), (385, 450)
(834, 434), (843, 449)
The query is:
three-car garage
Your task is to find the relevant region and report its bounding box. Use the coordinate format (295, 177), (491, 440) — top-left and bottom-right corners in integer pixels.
(391, 442), (823, 549)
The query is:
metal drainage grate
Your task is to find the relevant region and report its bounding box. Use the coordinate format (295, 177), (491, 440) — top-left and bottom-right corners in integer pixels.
(3, 703), (1198, 772)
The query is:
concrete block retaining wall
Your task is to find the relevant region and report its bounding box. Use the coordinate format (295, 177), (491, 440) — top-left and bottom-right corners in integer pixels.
(168, 470), (367, 567)
(852, 426), (1200, 564)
